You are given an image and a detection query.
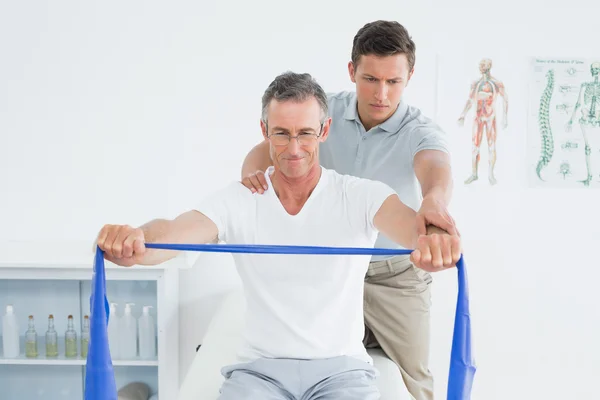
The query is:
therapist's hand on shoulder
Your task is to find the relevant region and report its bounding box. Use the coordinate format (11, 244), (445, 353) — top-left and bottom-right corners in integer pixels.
(95, 224), (146, 267)
(242, 170), (269, 194)
(410, 231), (461, 273)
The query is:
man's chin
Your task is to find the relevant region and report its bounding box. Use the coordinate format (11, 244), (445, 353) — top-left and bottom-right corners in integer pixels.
(366, 106), (393, 123)
(281, 164), (308, 178)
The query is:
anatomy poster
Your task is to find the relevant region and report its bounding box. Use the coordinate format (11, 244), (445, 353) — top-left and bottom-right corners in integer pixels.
(528, 58), (600, 188)
(436, 54), (527, 188)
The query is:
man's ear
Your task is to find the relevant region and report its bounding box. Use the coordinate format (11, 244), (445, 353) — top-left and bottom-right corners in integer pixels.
(406, 68), (415, 86)
(260, 120), (268, 140)
(348, 61), (356, 83)
(319, 117), (332, 142)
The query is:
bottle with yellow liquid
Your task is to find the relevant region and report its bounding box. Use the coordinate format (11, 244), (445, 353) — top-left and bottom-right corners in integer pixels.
(81, 315), (90, 358)
(45, 314), (58, 357)
(25, 315), (38, 358)
(65, 315), (77, 358)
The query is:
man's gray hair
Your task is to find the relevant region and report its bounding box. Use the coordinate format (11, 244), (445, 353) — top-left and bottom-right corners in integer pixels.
(261, 71), (329, 123)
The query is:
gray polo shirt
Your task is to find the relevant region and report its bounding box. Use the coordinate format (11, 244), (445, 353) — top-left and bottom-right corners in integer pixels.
(319, 91), (450, 261)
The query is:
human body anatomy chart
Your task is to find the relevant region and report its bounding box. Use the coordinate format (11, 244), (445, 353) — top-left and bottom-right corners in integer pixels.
(436, 54), (519, 188)
(457, 58), (508, 186)
(528, 58), (600, 188)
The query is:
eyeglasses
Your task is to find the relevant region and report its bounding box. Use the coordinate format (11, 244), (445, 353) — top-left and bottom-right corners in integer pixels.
(268, 133), (321, 146)
(266, 123), (324, 147)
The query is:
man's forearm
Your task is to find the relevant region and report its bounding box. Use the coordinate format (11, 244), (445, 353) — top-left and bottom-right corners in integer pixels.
(373, 194), (419, 250)
(414, 150), (454, 207)
(413, 150), (456, 236)
(137, 211), (218, 265)
(241, 140), (272, 179)
(137, 219), (180, 265)
(422, 170), (453, 236)
(421, 163), (453, 207)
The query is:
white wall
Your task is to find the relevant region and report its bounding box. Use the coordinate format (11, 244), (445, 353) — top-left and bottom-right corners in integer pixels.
(1, 1), (599, 399)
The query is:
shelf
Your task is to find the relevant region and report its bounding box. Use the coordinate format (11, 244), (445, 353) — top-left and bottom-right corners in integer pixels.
(0, 240), (181, 398)
(0, 354), (158, 366)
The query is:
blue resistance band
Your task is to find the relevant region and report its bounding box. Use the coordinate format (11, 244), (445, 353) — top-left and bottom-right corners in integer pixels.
(86, 243), (475, 400)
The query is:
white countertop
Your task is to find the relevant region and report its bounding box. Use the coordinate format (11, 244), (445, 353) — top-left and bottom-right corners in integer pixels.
(0, 240), (190, 270)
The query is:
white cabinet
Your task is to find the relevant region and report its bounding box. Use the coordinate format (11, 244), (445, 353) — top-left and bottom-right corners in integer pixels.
(0, 241), (187, 400)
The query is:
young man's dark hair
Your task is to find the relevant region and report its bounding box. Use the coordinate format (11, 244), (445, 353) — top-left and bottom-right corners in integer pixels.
(351, 20), (416, 71)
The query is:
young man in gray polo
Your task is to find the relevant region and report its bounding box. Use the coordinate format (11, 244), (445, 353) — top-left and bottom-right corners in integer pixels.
(240, 20), (458, 400)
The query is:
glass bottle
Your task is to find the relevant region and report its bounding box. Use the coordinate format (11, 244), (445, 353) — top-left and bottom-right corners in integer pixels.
(45, 314), (58, 357)
(25, 315), (38, 358)
(65, 315), (77, 358)
(81, 315), (90, 358)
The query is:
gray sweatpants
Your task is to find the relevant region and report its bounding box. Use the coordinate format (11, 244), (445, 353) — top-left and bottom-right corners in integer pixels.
(217, 355), (380, 400)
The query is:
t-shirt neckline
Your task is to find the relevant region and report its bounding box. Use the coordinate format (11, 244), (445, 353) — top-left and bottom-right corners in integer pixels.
(264, 166), (327, 218)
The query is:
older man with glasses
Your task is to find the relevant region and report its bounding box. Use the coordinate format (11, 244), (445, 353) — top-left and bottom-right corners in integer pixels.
(95, 71), (461, 400)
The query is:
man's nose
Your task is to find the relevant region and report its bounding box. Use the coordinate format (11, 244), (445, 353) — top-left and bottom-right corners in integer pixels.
(286, 137), (301, 154)
(375, 83), (388, 101)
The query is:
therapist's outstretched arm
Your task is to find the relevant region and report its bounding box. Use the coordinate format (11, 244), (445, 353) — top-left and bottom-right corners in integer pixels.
(95, 210), (218, 267)
(373, 194), (461, 272)
(241, 140), (272, 194)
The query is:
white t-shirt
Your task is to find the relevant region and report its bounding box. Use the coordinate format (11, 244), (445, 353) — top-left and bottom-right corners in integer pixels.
(195, 166), (396, 364)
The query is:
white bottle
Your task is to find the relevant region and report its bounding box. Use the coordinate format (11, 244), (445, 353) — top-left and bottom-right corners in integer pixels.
(108, 303), (120, 359)
(2, 305), (20, 358)
(138, 306), (156, 359)
(119, 303), (137, 359)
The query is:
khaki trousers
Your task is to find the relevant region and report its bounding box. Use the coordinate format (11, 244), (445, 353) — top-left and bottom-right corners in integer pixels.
(363, 255), (434, 400)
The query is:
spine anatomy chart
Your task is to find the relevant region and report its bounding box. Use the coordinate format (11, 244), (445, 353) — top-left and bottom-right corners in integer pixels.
(528, 58), (600, 188)
(536, 70), (555, 179)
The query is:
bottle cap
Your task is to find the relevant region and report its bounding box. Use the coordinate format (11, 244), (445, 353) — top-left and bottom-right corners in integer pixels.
(142, 305), (153, 314)
(6, 305), (13, 314)
(124, 303), (135, 313)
